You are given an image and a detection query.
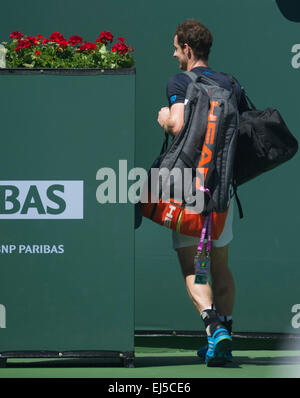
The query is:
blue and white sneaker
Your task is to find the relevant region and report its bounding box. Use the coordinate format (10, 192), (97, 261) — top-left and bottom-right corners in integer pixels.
(203, 328), (232, 367)
(197, 344), (233, 362)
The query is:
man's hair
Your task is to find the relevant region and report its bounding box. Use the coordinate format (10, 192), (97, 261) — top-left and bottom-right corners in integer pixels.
(175, 19), (213, 61)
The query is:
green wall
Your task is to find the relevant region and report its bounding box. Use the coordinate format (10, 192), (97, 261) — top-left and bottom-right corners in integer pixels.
(0, 0), (299, 335)
(0, 71), (135, 354)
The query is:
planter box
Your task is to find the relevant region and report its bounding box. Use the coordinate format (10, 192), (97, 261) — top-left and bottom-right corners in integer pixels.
(0, 67), (135, 75)
(0, 67), (135, 367)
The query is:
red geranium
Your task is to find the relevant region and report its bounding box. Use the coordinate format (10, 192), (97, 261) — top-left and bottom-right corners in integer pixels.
(96, 30), (114, 45)
(68, 35), (83, 46)
(49, 31), (65, 43)
(25, 36), (39, 46)
(9, 31), (23, 40)
(112, 42), (128, 55)
(7, 29), (135, 68)
(14, 38), (32, 52)
(58, 39), (69, 49)
(78, 41), (98, 52)
(112, 38), (135, 55)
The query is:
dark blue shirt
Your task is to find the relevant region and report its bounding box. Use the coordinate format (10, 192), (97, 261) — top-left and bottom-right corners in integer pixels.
(166, 66), (249, 114)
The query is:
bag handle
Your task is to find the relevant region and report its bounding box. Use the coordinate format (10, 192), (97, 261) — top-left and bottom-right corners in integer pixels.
(221, 72), (257, 111)
(243, 91), (257, 110)
(160, 132), (169, 155)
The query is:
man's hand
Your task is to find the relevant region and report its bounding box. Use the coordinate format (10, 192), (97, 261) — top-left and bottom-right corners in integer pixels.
(157, 107), (170, 129)
(157, 103), (184, 136)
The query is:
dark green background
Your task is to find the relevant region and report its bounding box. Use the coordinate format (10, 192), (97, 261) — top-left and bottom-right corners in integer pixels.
(0, 0), (299, 336)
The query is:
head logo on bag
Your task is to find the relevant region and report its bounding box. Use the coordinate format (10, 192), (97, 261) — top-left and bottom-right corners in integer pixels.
(196, 100), (219, 188)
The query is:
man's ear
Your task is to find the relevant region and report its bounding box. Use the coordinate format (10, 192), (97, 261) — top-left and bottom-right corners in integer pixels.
(184, 43), (192, 59)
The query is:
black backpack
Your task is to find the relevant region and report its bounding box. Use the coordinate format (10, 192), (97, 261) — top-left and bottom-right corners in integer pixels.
(219, 74), (298, 219)
(235, 89), (298, 186)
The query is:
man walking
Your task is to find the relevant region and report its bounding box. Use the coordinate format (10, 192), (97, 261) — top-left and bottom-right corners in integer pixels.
(157, 19), (248, 366)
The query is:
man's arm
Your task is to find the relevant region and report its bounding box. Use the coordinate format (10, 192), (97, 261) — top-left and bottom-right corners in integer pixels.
(157, 103), (184, 136)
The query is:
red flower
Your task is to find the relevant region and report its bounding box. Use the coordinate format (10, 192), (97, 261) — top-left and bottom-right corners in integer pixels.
(117, 37), (125, 42)
(42, 38), (49, 45)
(112, 42), (129, 55)
(78, 41), (98, 52)
(35, 50), (40, 55)
(37, 34), (44, 40)
(14, 38), (32, 51)
(68, 35), (83, 46)
(96, 30), (114, 45)
(58, 39), (69, 48)
(10, 31), (23, 40)
(49, 31), (65, 43)
(25, 36), (39, 46)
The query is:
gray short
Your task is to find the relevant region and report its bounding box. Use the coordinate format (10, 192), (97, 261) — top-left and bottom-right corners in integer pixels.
(172, 200), (234, 250)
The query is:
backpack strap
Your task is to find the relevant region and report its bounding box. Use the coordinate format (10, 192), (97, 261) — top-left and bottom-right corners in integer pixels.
(183, 70), (199, 82)
(232, 180), (244, 219)
(220, 72), (246, 220)
(220, 72), (240, 107)
(160, 132), (169, 155)
(243, 91), (257, 110)
(183, 70), (221, 87)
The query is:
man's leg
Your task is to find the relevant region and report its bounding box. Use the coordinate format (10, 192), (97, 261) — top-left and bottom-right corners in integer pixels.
(210, 244), (235, 316)
(176, 244), (213, 313)
(176, 243), (233, 366)
(176, 243), (234, 317)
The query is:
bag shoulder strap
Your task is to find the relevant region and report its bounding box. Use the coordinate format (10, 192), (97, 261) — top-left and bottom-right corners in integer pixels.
(183, 70), (198, 82)
(183, 70), (222, 87)
(243, 92), (257, 110)
(160, 133), (169, 155)
(220, 72), (236, 94)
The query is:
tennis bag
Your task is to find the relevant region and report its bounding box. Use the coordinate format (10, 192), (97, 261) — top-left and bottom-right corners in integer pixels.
(233, 90), (299, 186)
(140, 71), (240, 240)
